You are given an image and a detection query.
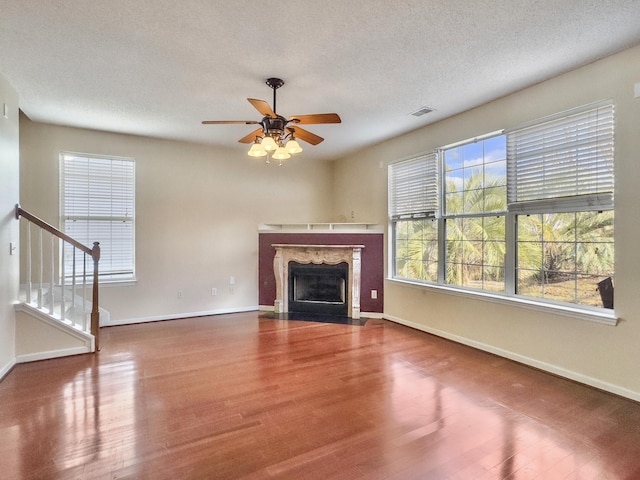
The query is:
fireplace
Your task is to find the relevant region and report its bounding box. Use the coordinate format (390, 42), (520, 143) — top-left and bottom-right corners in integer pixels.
(288, 262), (349, 315)
(272, 244), (364, 318)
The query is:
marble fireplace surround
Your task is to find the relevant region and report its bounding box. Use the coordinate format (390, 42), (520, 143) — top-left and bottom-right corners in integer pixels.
(273, 244), (364, 319)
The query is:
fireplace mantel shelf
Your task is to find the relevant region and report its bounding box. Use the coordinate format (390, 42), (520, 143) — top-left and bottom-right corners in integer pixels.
(260, 223), (382, 233)
(272, 244), (365, 249)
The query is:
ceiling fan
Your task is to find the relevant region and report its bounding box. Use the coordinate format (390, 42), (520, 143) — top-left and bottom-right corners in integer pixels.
(202, 77), (341, 160)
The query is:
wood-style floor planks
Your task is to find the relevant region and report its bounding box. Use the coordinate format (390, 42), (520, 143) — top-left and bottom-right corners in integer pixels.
(1, 312), (640, 479)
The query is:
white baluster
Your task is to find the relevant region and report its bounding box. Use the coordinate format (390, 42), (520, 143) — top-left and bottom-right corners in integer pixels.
(49, 233), (55, 315)
(26, 223), (32, 304)
(38, 228), (43, 309)
(60, 241), (66, 323)
(72, 247), (77, 328)
(83, 253), (88, 332)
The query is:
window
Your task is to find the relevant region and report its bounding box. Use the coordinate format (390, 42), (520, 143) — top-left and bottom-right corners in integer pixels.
(389, 101), (615, 310)
(394, 217), (439, 282)
(516, 211), (614, 305)
(442, 134), (507, 291)
(61, 153), (135, 282)
(389, 153), (439, 282)
(508, 102), (614, 306)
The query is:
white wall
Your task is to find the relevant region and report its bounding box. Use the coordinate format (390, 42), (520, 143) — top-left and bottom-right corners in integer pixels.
(332, 45), (640, 400)
(15, 308), (92, 361)
(0, 72), (19, 378)
(19, 119), (334, 324)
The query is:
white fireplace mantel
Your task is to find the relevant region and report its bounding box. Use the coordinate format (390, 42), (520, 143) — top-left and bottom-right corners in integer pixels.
(272, 244), (365, 319)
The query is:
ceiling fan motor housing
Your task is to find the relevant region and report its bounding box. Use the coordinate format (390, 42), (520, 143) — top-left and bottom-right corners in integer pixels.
(262, 115), (287, 137)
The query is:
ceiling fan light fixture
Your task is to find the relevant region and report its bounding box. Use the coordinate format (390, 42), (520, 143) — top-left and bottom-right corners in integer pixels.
(272, 146), (291, 160)
(248, 141), (267, 157)
(284, 138), (303, 155)
(261, 135), (278, 151)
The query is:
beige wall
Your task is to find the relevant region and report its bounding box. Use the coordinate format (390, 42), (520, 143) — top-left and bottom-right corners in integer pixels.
(19, 119), (334, 323)
(332, 45), (640, 399)
(0, 73), (19, 378)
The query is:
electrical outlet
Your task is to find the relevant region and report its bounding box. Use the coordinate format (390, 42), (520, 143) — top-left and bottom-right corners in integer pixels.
(371, 289), (378, 299)
(177, 290), (183, 299)
(211, 288), (217, 296)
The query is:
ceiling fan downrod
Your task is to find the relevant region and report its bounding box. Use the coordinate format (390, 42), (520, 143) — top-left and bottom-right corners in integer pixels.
(265, 77), (284, 114)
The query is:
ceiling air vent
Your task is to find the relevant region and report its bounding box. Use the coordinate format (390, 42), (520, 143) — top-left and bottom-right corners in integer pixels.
(410, 106), (435, 117)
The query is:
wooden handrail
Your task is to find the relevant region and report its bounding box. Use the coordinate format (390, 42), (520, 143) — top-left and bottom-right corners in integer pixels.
(15, 204), (94, 257)
(15, 204), (101, 350)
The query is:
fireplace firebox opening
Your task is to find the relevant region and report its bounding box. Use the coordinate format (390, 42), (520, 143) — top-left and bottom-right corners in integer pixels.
(288, 262), (349, 316)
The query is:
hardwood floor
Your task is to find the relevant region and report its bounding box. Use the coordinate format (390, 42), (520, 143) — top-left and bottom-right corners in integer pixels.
(2, 312), (640, 479)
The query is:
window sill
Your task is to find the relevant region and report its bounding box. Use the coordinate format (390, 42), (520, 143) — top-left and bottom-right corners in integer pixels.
(388, 278), (618, 326)
(100, 279), (137, 287)
(65, 279), (137, 287)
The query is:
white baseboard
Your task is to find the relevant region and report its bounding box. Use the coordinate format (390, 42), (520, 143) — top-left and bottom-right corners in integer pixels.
(384, 313), (640, 403)
(103, 306), (260, 327)
(16, 346), (92, 364)
(0, 358), (17, 381)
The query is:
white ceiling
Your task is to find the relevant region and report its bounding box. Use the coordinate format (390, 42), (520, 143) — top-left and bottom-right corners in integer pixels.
(2, 1), (640, 161)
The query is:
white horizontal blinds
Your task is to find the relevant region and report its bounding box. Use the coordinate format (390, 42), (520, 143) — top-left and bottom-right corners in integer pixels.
(507, 102), (614, 213)
(62, 153), (135, 281)
(389, 153), (438, 219)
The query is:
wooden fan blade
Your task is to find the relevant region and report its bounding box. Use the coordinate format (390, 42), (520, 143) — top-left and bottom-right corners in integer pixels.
(238, 127), (264, 144)
(288, 126), (324, 145)
(247, 98), (276, 118)
(202, 120), (259, 125)
(288, 113), (341, 124)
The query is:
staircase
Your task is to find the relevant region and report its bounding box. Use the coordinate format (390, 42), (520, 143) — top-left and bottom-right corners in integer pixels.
(14, 205), (104, 361)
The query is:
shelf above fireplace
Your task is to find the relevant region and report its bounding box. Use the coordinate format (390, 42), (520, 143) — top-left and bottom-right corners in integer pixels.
(260, 223), (382, 233)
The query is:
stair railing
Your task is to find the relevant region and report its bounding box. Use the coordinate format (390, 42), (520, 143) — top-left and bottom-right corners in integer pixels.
(15, 204), (101, 350)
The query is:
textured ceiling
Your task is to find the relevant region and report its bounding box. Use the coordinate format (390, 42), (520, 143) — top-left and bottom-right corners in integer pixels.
(2, 1), (640, 161)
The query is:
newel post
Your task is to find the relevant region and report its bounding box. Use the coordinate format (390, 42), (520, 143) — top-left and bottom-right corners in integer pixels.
(91, 242), (101, 351)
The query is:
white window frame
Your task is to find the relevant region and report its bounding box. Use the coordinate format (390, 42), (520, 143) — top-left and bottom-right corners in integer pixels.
(60, 152), (136, 283)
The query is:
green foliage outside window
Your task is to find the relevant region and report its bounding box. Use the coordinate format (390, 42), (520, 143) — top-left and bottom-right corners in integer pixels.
(395, 218), (438, 282)
(517, 211), (614, 306)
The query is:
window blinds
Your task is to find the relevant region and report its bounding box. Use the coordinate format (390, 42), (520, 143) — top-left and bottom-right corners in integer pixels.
(61, 153), (135, 281)
(389, 153), (438, 219)
(506, 102), (614, 213)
